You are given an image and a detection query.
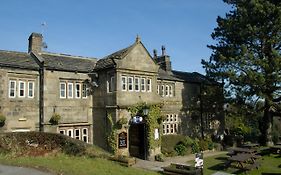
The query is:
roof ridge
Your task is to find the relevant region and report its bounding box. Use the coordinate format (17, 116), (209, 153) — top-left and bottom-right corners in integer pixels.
(0, 50), (29, 55)
(101, 42), (136, 60)
(42, 51), (97, 60)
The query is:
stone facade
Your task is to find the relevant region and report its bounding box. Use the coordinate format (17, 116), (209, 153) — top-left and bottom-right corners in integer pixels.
(0, 33), (223, 159)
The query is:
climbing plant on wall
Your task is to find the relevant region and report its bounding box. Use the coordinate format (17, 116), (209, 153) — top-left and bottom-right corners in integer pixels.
(128, 103), (163, 150)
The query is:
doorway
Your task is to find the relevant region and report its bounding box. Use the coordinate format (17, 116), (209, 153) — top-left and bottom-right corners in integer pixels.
(129, 123), (148, 160)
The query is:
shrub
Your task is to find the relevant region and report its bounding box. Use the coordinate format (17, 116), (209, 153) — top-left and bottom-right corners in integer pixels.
(49, 113), (61, 125)
(0, 114), (6, 127)
(174, 142), (187, 156)
(155, 154), (164, 162)
(0, 132), (87, 156)
(161, 135), (187, 156)
(191, 139), (200, 153)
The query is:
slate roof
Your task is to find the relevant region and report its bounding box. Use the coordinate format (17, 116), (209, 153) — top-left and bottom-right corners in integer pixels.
(157, 68), (217, 85)
(0, 50), (39, 70)
(94, 43), (136, 70)
(42, 53), (97, 72)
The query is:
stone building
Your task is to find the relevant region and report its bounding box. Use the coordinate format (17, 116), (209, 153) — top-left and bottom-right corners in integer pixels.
(0, 33), (223, 159)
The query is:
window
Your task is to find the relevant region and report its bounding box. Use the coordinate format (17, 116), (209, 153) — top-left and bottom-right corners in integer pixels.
(165, 85), (169, 97)
(128, 77), (133, 91)
(75, 83), (81, 98)
(166, 124), (170, 134)
(75, 129), (80, 140)
(18, 81), (26, 97)
(163, 114), (179, 135)
(169, 85), (173, 97)
(141, 78), (146, 92)
(9, 80), (16, 98)
(59, 130), (65, 135)
(60, 82), (66, 98)
(27, 81), (34, 98)
(108, 75), (115, 93)
(82, 83), (87, 98)
(121, 76), (127, 91)
(161, 85), (165, 97)
(157, 85), (160, 94)
(82, 128), (88, 143)
(135, 77), (140, 92)
(67, 129), (73, 137)
(68, 83), (73, 98)
(147, 79), (151, 92)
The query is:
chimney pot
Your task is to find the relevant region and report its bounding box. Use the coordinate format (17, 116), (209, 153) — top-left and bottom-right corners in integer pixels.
(161, 45), (166, 56)
(153, 49), (157, 58)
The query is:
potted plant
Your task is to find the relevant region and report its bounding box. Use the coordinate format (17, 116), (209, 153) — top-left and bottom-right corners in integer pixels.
(0, 113), (6, 127)
(49, 113), (61, 125)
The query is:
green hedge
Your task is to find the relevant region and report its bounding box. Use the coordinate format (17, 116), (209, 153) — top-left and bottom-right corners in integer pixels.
(0, 132), (87, 156)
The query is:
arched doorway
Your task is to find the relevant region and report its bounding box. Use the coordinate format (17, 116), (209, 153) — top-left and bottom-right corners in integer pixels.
(129, 122), (148, 160)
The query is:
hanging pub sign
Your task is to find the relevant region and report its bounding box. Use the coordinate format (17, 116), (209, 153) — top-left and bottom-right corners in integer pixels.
(118, 132), (127, 148)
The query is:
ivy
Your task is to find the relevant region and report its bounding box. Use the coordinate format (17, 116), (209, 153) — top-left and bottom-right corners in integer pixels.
(128, 103), (163, 150)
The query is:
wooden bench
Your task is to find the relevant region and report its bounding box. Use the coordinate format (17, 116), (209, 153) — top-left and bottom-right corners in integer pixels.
(163, 163), (202, 175)
(243, 161), (260, 171)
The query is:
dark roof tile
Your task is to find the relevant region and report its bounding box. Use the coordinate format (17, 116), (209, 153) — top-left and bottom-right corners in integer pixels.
(42, 53), (97, 72)
(0, 50), (39, 70)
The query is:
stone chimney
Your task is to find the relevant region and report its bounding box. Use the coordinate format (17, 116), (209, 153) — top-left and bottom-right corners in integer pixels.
(28, 33), (43, 53)
(154, 45), (172, 73)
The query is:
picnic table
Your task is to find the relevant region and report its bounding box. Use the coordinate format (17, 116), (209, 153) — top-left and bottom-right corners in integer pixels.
(226, 153), (260, 170)
(228, 147), (257, 156)
(270, 145), (281, 154)
(241, 143), (259, 149)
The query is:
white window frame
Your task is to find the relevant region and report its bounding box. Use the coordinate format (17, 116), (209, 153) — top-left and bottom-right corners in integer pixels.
(165, 85), (169, 97)
(121, 76), (127, 91)
(169, 85), (173, 97)
(141, 78), (146, 92)
(147, 78), (152, 92)
(157, 85), (160, 94)
(82, 128), (88, 143)
(59, 130), (66, 135)
(27, 81), (34, 98)
(82, 83), (88, 98)
(128, 77), (134, 91)
(161, 85), (165, 97)
(134, 77), (140, 92)
(74, 129), (80, 140)
(75, 83), (81, 98)
(9, 80), (16, 98)
(60, 82), (66, 99)
(67, 129), (73, 138)
(18, 81), (26, 98)
(68, 82), (73, 98)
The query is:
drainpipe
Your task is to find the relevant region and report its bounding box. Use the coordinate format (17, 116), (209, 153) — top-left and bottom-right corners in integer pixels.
(39, 66), (44, 132)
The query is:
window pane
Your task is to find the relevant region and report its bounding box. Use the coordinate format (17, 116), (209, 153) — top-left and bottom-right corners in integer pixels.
(128, 77), (133, 91)
(82, 83), (87, 97)
(76, 83), (81, 98)
(147, 79), (151, 92)
(169, 85), (173, 97)
(135, 77), (139, 91)
(60, 83), (66, 98)
(19, 81), (25, 97)
(9, 81), (16, 98)
(68, 83), (73, 98)
(28, 82), (34, 98)
(121, 76), (127, 91)
(165, 85), (169, 96)
(141, 78), (145, 91)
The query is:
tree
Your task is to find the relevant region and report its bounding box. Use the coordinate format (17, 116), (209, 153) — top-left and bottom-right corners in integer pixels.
(202, 0), (281, 145)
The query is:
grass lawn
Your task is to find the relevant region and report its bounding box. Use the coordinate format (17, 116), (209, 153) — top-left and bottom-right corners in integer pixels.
(0, 154), (160, 175)
(189, 153), (281, 175)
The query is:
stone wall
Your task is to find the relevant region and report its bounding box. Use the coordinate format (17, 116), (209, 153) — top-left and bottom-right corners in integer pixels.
(0, 67), (39, 132)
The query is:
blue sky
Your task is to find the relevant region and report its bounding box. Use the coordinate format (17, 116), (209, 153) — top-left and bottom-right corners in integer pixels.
(0, 0), (230, 74)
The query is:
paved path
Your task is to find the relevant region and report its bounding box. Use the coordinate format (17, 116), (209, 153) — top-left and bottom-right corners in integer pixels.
(0, 164), (53, 175)
(133, 151), (227, 171)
